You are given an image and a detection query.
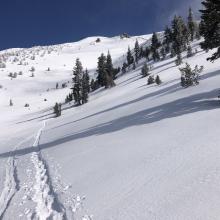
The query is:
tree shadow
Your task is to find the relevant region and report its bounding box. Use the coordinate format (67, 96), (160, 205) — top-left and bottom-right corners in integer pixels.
(1, 88), (219, 159)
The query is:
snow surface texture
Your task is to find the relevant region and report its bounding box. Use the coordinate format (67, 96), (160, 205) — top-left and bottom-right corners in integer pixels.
(0, 35), (220, 220)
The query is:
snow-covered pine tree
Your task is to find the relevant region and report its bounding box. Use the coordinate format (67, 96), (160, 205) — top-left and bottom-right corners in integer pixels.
(81, 70), (90, 104)
(155, 75), (162, 85)
(163, 26), (173, 53)
(132, 62), (136, 70)
(72, 58), (83, 105)
(172, 15), (188, 55)
(187, 7), (196, 41)
(134, 39), (140, 63)
(97, 52), (115, 89)
(200, 0), (220, 61)
(127, 47), (134, 67)
(151, 32), (161, 61)
(54, 103), (61, 117)
(147, 75), (155, 85)
(144, 47), (151, 61)
(97, 53), (107, 87)
(106, 51), (115, 88)
(175, 53), (183, 66)
(179, 63), (203, 87)
(141, 63), (150, 77)
(187, 45), (193, 58)
(122, 63), (127, 74)
(160, 47), (166, 60)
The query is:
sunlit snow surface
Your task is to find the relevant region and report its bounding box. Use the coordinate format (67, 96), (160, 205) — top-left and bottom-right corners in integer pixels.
(0, 35), (220, 220)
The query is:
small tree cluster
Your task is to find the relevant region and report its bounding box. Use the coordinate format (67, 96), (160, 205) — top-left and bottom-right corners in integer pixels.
(96, 52), (115, 88)
(179, 63), (204, 88)
(72, 58), (90, 105)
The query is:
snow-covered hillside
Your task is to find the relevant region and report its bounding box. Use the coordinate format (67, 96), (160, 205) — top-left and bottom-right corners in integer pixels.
(0, 35), (220, 220)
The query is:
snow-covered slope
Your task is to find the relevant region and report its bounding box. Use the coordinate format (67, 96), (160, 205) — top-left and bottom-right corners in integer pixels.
(0, 35), (220, 220)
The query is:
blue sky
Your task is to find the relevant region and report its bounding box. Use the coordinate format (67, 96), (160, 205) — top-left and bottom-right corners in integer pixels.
(0, 0), (201, 50)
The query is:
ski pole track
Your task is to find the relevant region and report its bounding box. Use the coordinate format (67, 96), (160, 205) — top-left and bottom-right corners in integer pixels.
(31, 120), (65, 220)
(0, 135), (34, 219)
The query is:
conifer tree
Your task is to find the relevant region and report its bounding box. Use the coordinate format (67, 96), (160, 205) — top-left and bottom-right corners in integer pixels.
(141, 63), (149, 77)
(187, 8), (196, 41)
(140, 46), (144, 58)
(132, 62), (136, 70)
(72, 58), (83, 105)
(163, 26), (173, 53)
(81, 69), (90, 104)
(54, 103), (61, 117)
(180, 63), (203, 87)
(144, 47), (151, 61)
(122, 63), (127, 74)
(81, 74), (89, 104)
(172, 15), (188, 54)
(187, 45), (193, 58)
(97, 52), (115, 88)
(134, 39), (140, 63)
(200, 0), (220, 61)
(155, 75), (162, 85)
(147, 75), (155, 85)
(90, 79), (95, 91)
(105, 52), (115, 88)
(97, 53), (107, 87)
(175, 53), (183, 66)
(127, 47), (134, 66)
(160, 47), (166, 60)
(151, 32), (161, 61)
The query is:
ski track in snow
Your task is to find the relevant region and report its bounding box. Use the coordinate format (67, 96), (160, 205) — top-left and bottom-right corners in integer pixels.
(31, 121), (64, 220)
(0, 136), (33, 219)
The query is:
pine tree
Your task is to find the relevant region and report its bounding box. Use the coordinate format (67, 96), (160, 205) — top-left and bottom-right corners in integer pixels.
(163, 26), (173, 53)
(172, 15), (188, 55)
(97, 53), (107, 87)
(175, 53), (183, 66)
(155, 75), (162, 85)
(81, 69), (90, 104)
(122, 62), (127, 74)
(127, 47), (134, 66)
(90, 79), (99, 91)
(106, 51), (115, 88)
(200, 0), (220, 61)
(180, 63), (203, 87)
(97, 52), (115, 88)
(147, 75), (155, 85)
(134, 39), (140, 63)
(54, 103), (61, 117)
(160, 47), (166, 60)
(72, 58), (83, 105)
(151, 32), (161, 61)
(90, 79), (95, 91)
(132, 62), (136, 70)
(144, 47), (151, 61)
(187, 8), (196, 41)
(187, 45), (193, 57)
(140, 46), (144, 58)
(141, 63), (149, 77)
